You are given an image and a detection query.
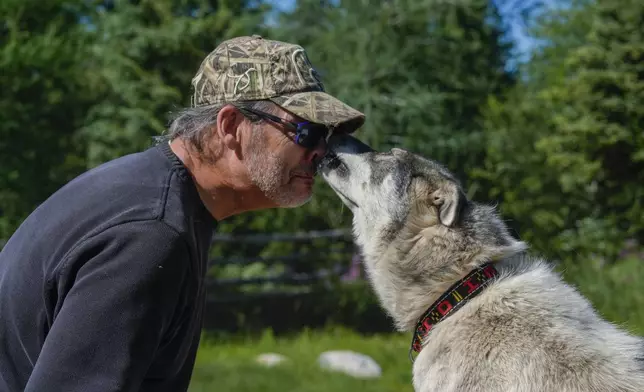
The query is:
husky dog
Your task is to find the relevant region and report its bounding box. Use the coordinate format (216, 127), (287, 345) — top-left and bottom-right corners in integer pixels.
(318, 134), (644, 392)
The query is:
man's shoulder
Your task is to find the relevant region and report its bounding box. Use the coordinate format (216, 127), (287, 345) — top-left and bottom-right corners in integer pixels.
(0, 142), (215, 277)
(3, 144), (198, 258)
(70, 143), (186, 206)
(46, 145), (171, 222)
(73, 144), (174, 194)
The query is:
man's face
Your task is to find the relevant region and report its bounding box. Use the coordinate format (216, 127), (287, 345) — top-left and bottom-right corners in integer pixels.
(243, 104), (328, 208)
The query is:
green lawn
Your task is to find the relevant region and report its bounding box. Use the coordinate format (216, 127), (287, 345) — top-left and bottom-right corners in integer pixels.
(559, 256), (644, 336)
(189, 256), (644, 391)
(189, 327), (414, 392)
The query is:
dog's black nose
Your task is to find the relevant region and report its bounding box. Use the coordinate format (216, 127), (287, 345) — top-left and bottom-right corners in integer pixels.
(328, 133), (374, 154)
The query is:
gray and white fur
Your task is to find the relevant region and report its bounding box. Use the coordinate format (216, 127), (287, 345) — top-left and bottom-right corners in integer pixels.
(318, 134), (644, 392)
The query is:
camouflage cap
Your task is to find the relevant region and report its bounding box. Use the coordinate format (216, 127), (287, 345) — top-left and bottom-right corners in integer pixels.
(190, 35), (365, 133)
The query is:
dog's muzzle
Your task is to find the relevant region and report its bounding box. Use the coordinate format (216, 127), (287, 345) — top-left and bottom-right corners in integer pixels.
(317, 151), (342, 172)
(327, 133), (374, 155)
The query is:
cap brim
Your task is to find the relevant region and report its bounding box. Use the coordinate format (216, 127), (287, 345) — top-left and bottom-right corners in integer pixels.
(270, 91), (365, 134)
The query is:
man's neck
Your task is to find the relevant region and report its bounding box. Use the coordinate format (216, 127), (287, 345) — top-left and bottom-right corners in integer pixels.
(168, 139), (273, 221)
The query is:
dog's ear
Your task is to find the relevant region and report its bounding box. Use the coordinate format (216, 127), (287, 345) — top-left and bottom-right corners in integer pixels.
(431, 182), (466, 227)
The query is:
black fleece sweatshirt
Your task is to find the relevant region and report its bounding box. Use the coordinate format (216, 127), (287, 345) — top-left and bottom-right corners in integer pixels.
(0, 142), (217, 392)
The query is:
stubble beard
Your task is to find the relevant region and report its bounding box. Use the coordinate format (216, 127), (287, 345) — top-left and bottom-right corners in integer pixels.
(246, 130), (312, 208)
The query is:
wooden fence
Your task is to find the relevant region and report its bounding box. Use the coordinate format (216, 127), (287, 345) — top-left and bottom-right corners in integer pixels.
(205, 228), (359, 302)
(201, 229), (394, 334)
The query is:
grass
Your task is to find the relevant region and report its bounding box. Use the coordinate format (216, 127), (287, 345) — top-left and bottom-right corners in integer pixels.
(189, 256), (644, 391)
(188, 327), (414, 392)
(558, 256), (644, 336)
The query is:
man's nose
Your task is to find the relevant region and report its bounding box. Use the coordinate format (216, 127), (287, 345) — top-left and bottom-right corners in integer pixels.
(304, 137), (327, 165)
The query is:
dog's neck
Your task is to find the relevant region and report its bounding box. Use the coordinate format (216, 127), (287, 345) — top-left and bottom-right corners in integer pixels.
(354, 200), (528, 333)
(361, 247), (478, 331)
(358, 226), (526, 333)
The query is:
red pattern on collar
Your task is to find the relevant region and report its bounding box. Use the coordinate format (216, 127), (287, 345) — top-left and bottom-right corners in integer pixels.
(409, 263), (499, 362)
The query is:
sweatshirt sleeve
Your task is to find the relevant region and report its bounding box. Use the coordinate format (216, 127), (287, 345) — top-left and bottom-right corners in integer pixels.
(24, 220), (191, 392)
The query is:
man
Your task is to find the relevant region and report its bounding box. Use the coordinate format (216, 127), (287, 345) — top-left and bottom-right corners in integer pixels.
(0, 35), (364, 392)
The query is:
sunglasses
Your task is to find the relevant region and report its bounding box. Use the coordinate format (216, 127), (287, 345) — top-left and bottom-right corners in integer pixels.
(237, 106), (330, 150)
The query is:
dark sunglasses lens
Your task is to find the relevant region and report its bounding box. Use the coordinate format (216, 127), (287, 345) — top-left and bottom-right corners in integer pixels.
(296, 124), (328, 149)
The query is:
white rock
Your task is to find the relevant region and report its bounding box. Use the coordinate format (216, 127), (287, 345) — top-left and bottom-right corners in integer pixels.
(255, 352), (288, 367)
(318, 350), (382, 378)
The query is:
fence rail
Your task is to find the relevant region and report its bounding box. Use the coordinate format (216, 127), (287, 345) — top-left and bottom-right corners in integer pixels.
(206, 228), (359, 298)
(207, 265), (347, 288)
(210, 228), (353, 244)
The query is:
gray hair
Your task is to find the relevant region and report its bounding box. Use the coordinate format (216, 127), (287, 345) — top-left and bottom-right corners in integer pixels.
(158, 99), (279, 159)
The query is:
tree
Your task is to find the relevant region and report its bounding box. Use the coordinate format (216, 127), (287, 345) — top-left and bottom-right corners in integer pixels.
(81, 0), (270, 166)
(0, 0), (95, 241)
(0, 0), (270, 243)
(276, 0), (514, 186)
(477, 0), (644, 262)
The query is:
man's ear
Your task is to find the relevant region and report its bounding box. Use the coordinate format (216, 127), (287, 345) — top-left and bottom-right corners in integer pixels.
(216, 104), (245, 150)
(431, 182), (466, 227)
